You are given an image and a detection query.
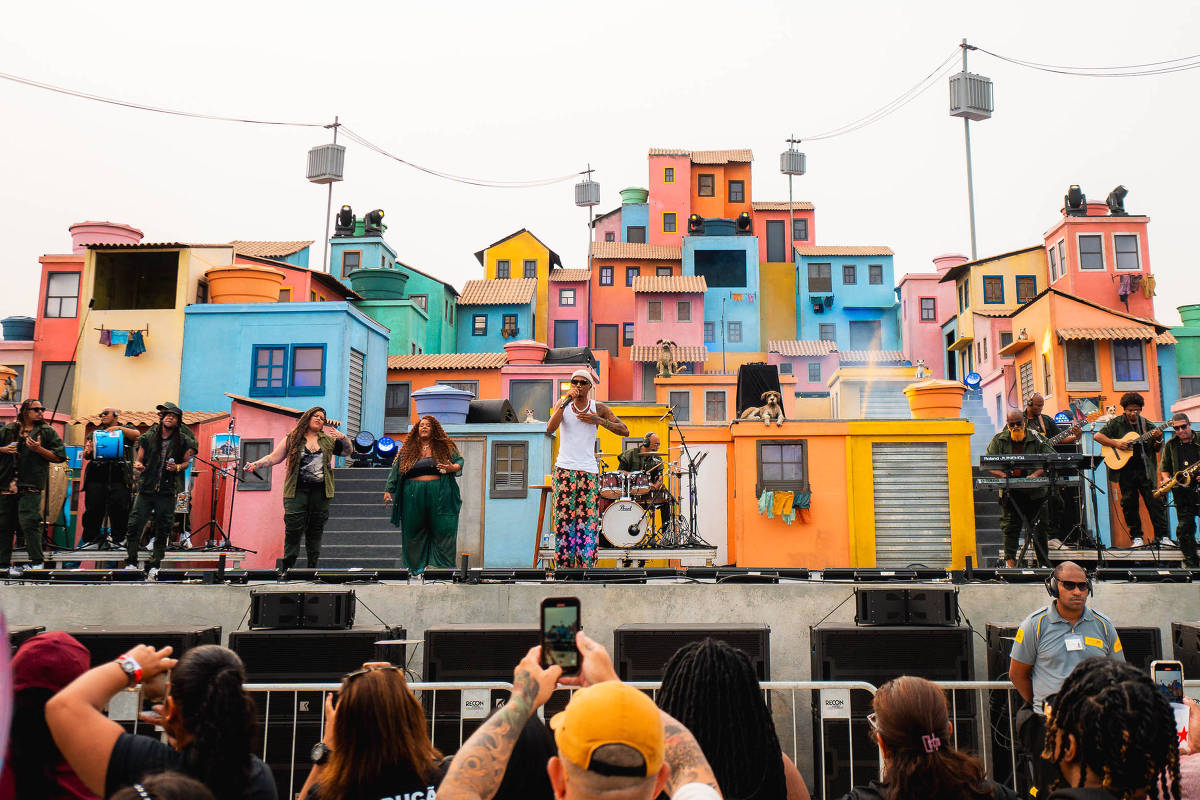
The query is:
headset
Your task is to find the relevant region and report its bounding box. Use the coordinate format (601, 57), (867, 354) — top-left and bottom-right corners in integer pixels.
(642, 432), (655, 448)
(1045, 568), (1093, 598)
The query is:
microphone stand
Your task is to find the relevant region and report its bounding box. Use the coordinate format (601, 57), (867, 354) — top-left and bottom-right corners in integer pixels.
(665, 409), (711, 548)
(190, 452), (256, 554)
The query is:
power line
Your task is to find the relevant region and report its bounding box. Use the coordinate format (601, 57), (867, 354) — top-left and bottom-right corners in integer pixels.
(975, 46), (1200, 78)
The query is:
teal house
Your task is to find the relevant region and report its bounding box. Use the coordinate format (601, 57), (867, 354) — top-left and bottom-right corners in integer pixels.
(455, 279), (537, 353)
(1173, 304), (1200, 400)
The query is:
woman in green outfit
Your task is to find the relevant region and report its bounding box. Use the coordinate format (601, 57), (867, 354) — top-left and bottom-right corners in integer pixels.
(383, 415), (464, 574)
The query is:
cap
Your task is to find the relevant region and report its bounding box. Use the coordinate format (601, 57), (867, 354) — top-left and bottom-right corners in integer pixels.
(550, 681), (664, 777)
(156, 401), (183, 416)
(11, 632), (91, 693)
(569, 369), (593, 385)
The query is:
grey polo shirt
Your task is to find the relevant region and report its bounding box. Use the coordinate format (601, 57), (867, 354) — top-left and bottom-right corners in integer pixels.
(1009, 602), (1125, 714)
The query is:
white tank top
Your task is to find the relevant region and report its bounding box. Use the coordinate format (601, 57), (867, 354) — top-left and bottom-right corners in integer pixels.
(555, 398), (600, 473)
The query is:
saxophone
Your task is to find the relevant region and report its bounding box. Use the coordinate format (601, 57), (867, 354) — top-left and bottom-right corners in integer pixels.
(1154, 460), (1200, 498)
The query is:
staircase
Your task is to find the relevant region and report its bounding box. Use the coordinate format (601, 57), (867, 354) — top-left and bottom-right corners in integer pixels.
(320, 467), (405, 569)
(860, 384), (912, 419)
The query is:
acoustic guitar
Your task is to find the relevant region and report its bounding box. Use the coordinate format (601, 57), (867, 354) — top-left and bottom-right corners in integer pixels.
(1101, 421), (1170, 471)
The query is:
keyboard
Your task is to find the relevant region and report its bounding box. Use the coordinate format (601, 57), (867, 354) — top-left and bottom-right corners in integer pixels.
(979, 453), (1093, 469)
(974, 476), (1081, 489)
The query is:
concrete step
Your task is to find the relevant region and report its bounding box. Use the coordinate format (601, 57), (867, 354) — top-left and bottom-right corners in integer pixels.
(320, 530), (401, 546)
(314, 556), (406, 569)
(324, 517), (395, 533)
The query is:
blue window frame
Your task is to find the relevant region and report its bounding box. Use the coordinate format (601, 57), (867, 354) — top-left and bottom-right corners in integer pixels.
(626, 266), (640, 286)
(250, 345), (288, 397)
(473, 315), (488, 336)
(289, 344), (326, 396)
(983, 275), (1004, 304)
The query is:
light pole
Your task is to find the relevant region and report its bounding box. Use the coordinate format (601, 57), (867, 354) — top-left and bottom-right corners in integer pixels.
(575, 165), (600, 347)
(306, 116), (345, 272)
(780, 137), (806, 334)
(949, 40), (993, 260)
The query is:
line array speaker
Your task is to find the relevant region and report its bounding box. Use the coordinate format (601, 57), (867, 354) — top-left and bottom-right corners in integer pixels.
(230, 626), (404, 683)
(855, 588), (958, 626)
(8, 625), (45, 654)
(249, 590), (355, 629)
(1173, 622), (1200, 675)
(60, 625), (222, 667)
(613, 623), (771, 681)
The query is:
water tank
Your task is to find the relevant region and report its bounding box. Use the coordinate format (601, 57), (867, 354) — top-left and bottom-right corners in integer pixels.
(948, 71), (993, 121)
(307, 143), (346, 184)
(1, 316), (35, 341)
(575, 177), (600, 207)
(780, 149), (806, 176)
(619, 187), (649, 204)
(68, 221), (144, 253)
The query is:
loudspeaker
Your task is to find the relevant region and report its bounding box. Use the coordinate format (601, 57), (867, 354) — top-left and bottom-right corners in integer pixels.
(250, 591), (302, 628)
(1174, 622), (1200, 676)
(303, 592), (355, 629)
(854, 589), (906, 625)
(613, 623), (770, 681)
(906, 588), (958, 626)
(61, 625), (222, 667)
(230, 626), (404, 682)
(9, 625), (45, 654)
(250, 590), (355, 629)
(467, 399), (517, 423)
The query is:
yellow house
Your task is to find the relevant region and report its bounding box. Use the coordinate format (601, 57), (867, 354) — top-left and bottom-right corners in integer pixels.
(474, 229), (562, 345)
(73, 243), (235, 417)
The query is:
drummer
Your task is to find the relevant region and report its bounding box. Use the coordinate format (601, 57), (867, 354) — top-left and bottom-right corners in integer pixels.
(618, 433), (668, 525)
(80, 408), (139, 548)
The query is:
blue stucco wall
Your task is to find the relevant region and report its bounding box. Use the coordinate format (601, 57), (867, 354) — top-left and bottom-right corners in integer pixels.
(278, 248), (310, 268)
(456, 303), (534, 353)
(329, 235), (398, 282)
(397, 266), (457, 354)
(797, 254), (899, 348)
(180, 302), (389, 435)
(1158, 343), (1180, 415)
(622, 203), (649, 242)
(683, 233), (761, 353)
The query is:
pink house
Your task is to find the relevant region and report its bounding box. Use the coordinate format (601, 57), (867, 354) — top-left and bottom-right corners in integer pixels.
(647, 152), (692, 247)
(897, 254), (965, 379)
(590, 208), (622, 244)
(749, 202), (817, 262)
(547, 268), (591, 348)
(767, 340), (838, 393)
(628, 275), (707, 401)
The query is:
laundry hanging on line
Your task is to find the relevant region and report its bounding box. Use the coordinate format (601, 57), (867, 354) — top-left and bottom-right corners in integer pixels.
(124, 330), (146, 357)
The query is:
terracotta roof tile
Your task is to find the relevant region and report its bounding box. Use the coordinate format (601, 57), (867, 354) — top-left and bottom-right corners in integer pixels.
(647, 148), (753, 165)
(795, 245), (894, 257)
(229, 240), (313, 258)
(223, 395), (342, 426)
(590, 241), (682, 261)
(629, 345), (710, 363)
(768, 340), (838, 357)
(71, 410), (229, 427)
(549, 268), (592, 282)
(1157, 331), (1179, 345)
(839, 350), (907, 364)
(456, 278), (538, 306)
(387, 353), (507, 370)
(631, 275), (707, 294)
(751, 201), (815, 212)
(1058, 326), (1158, 341)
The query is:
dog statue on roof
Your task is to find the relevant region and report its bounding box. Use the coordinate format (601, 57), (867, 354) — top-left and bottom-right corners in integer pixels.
(655, 339), (687, 378)
(738, 390), (786, 427)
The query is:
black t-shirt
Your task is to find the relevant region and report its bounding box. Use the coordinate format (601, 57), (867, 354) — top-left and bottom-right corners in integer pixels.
(304, 759), (444, 800)
(106, 733), (276, 800)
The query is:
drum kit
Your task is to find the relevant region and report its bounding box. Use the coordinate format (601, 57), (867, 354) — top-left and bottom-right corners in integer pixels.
(596, 453), (699, 549)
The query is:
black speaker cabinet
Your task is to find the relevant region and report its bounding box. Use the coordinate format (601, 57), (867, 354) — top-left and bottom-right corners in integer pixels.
(8, 625), (45, 654)
(1174, 622), (1200, 675)
(612, 623), (771, 681)
(1116, 626), (1162, 671)
(230, 626), (404, 682)
(855, 588), (957, 626)
(250, 590), (355, 629)
(61, 625), (222, 667)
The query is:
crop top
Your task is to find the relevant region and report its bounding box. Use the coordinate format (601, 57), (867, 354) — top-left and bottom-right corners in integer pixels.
(403, 456), (441, 480)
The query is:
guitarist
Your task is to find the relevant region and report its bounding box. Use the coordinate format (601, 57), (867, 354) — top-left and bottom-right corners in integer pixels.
(1094, 391), (1168, 549)
(1158, 412), (1200, 567)
(1024, 394), (1083, 545)
(1023, 393), (1081, 446)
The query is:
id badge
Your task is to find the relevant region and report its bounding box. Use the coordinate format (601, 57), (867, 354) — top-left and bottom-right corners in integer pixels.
(1065, 635), (1084, 652)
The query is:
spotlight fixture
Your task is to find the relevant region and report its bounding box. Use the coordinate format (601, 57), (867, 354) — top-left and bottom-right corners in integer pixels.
(334, 205), (355, 236)
(687, 214), (705, 235)
(1064, 185), (1086, 216)
(363, 208), (385, 235)
(735, 211), (753, 234)
(1106, 185), (1128, 216)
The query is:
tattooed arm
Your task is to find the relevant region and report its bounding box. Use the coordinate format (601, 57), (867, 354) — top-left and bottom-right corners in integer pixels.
(660, 710), (722, 797)
(438, 646), (562, 800)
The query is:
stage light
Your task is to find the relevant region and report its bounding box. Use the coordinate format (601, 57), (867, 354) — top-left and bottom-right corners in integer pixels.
(1106, 185), (1128, 216)
(687, 214), (704, 235)
(1064, 185), (1086, 216)
(374, 436), (396, 463)
(334, 205), (355, 236)
(351, 431), (377, 466)
(363, 208), (385, 235)
(735, 211), (753, 234)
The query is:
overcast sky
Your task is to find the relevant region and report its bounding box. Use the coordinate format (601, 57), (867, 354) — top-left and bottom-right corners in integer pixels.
(2, 1), (1198, 327)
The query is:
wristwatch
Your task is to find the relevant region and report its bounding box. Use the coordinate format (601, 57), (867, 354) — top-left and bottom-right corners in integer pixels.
(311, 741), (333, 765)
(116, 654), (143, 687)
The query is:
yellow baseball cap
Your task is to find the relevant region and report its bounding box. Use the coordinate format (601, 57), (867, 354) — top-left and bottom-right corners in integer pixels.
(550, 681), (664, 777)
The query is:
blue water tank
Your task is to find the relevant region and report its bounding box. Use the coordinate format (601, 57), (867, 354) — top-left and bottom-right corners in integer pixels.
(698, 218), (736, 236)
(1, 316), (34, 341)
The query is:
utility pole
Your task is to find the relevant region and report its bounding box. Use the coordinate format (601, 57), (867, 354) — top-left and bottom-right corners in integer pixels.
(949, 40), (993, 261)
(960, 42), (978, 260)
(322, 116), (340, 272)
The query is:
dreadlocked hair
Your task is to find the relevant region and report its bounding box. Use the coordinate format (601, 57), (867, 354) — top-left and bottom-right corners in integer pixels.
(1042, 657), (1181, 800)
(656, 638), (786, 800)
(171, 645), (259, 799)
(871, 676), (993, 800)
(285, 407), (327, 477)
(395, 415), (460, 474)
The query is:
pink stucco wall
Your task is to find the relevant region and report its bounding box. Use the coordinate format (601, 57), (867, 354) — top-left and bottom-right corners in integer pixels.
(751, 209), (817, 263)
(648, 155), (691, 247)
(591, 210), (622, 244)
(1042, 210), (1156, 320)
(631, 293), (705, 347)
(219, 401), (298, 568)
(547, 279), (589, 347)
(501, 364), (610, 404)
(898, 272), (949, 378)
(767, 353), (838, 393)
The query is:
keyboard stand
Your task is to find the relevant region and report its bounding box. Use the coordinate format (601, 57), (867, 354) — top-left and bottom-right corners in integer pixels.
(1006, 473), (1052, 568)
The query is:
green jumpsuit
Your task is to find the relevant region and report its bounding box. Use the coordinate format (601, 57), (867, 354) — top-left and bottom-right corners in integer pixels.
(385, 453), (464, 574)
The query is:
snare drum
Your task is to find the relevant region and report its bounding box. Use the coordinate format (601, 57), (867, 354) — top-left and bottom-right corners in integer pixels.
(598, 469), (627, 500)
(601, 500), (649, 547)
(627, 471), (652, 498)
(210, 433), (241, 462)
(93, 429), (125, 460)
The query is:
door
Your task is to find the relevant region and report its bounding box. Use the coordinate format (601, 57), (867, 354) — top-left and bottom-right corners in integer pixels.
(945, 332), (958, 380)
(553, 320), (578, 348)
(678, 445), (729, 565)
(848, 320), (882, 351)
(510, 380), (554, 422)
(641, 364), (656, 402)
(454, 437), (486, 563)
(871, 442), (952, 567)
(766, 220), (786, 263)
(594, 324), (619, 357)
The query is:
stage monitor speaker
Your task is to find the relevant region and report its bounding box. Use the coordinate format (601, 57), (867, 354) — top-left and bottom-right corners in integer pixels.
(1116, 626), (1162, 671)
(250, 590), (355, 629)
(613, 623), (770, 682)
(854, 588), (906, 625)
(906, 588), (958, 626)
(61, 625), (222, 667)
(1174, 622), (1200, 676)
(303, 591), (355, 629)
(230, 626), (404, 682)
(9, 625), (45, 654)
(250, 591), (302, 628)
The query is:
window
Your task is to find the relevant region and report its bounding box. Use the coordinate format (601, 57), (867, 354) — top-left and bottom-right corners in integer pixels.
(848, 320), (881, 350)
(819, 323), (836, 341)
(1019, 361), (1034, 405)
(868, 265), (883, 285)
(599, 266), (614, 286)
(728, 180), (745, 203)
(664, 167), (675, 183)
(694, 250), (747, 287)
(1042, 354), (1052, 396)
(1, 364), (23, 402)
(757, 440), (808, 494)
(411, 343), (417, 354)
(728, 321), (742, 343)
(626, 266), (640, 286)
(677, 301), (691, 321)
(920, 297), (936, 321)
(1049, 246), (1058, 280)
(510, 379), (554, 422)
(39, 362), (74, 414)
(1181, 377), (1200, 398)
(1079, 235), (1104, 270)
(290, 345), (325, 395)
(1057, 240), (1066, 274)
(250, 346), (287, 396)
(1114, 235), (1140, 270)
(238, 439), (273, 491)
(842, 264), (857, 285)
(704, 321), (715, 342)
(496, 259), (511, 279)
(808, 362), (821, 383)
(983, 276), (1004, 304)
(779, 362), (793, 375)
(502, 314), (518, 336)
(622, 322), (634, 347)
(982, 337), (988, 361)
(195, 280), (208, 305)
(381, 254), (388, 268)
(449, 303), (454, 324)
(1065, 340), (1100, 387)
(793, 218), (809, 242)
(1112, 340), (1147, 386)
(808, 263), (832, 292)
(553, 320), (578, 347)
(698, 174), (715, 197)
(1000, 331), (1013, 349)
(342, 251), (361, 271)
(278, 287), (292, 302)
(656, 266), (673, 277)
(523, 259), (537, 278)
(663, 213), (677, 233)
(473, 315), (487, 336)
(594, 324), (619, 357)
(705, 390), (727, 422)
(559, 288), (576, 307)
(627, 226), (647, 244)
(92, 251), (178, 310)
(604, 232), (615, 242)
(410, 294), (428, 311)
(44, 272), (80, 318)
(647, 300), (662, 322)
(385, 382), (411, 429)
(669, 390), (691, 422)
(1016, 276), (1037, 304)
(491, 441), (528, 499)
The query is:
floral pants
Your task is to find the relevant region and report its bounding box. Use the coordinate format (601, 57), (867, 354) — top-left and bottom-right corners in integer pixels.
(552, 467), (600, 568)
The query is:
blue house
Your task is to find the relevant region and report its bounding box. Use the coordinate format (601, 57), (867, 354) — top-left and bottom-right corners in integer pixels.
(329, 216), (399, 282)
(795, 246), (900, 352)
(455, 279), (537, 353)
(682, 220), (760, 353)
(180, 302), (389, 436)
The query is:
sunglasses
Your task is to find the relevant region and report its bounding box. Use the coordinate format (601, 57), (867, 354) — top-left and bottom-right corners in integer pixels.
(1173, 424), (1190, 431)
(333, 664), (402, 709)
(570, 379), (590, 386)
(1007, 423), (1024, 429)
(28, 406), (45, 412)
(1058, 579), (1089, 592)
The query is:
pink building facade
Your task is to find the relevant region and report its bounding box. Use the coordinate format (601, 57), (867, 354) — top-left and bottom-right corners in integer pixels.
(766, 341), (839, 394)
(647, 153), (691, 247)
(546, 271), (590, 348)
(1043, 202), (1155, 319)
(590, 208), (622, 244)
(897, 254), (964, 380)
(749, 204), (817, 263)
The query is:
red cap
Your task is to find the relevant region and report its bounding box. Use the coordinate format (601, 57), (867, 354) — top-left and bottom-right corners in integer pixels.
(12, 632), (91, 693)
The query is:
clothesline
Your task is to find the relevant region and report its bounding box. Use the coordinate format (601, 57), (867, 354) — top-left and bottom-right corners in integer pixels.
(94, 323), (150, 334)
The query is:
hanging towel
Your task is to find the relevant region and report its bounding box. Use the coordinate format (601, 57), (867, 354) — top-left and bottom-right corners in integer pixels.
(1129, 275), (1142, 294)
(124, 330), (146, 357)
(772, 491), (794, 517)
(99, 328), (112, 346)
(793, 491), (812, 509)
(1142, 274), (1157, 298)
(758, 490), (775, 518)
(1117, 274), (1132, 297)
(109, 329), (129, 346)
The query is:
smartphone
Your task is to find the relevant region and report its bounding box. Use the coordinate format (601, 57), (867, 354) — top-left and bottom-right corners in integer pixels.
(540, 596), (581, 675)
(1151, 659), (1185, 703)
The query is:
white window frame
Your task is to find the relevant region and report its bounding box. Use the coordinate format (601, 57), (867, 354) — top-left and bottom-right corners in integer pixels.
(1076, 233), (1105, 271)
(1064, 339), (1102, 392)
(1110, 339), (1150, 391)
(668, 390), (691, 422)
(1113, 233), (1141, 271)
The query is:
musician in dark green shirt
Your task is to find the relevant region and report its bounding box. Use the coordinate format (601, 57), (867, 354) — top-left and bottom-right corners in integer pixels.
(1158, 412), (1200, 567)
(985, 411), (1053, 567)
(1094, 391), (1168, 549)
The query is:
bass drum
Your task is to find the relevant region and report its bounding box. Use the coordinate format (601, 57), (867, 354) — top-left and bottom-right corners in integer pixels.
(601, 500), (648, 548)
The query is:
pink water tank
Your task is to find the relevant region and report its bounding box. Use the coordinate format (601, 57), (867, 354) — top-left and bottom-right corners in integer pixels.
(932, 253), (969, 274)
(68, 221), (144, 253)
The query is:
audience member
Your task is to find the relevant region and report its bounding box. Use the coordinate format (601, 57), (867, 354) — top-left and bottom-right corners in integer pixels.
(298, 663), (444, 800)
(1042, 657), (1180, 800)
(46, 643), (275, 799)
(492, 715), (557, 800)
(0, 632), (97, 799)
(1179, 697), (1200, 800)
(657, 638), (809, 800)
(108, 772), (217, 800)
(841, 675), (1016, 800)
(437, 631), (723, 800)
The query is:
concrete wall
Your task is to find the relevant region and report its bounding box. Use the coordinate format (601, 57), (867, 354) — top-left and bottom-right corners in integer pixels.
(632, 293), (705, 347)
(898, 272), (946, 378)
(479, 232), (553, 344)
(547, 281), (588, 348)
(355, 299), (428, 355)
(1044, 212), (1155, 320)
(329, 235), (398, 282)
(621, 202), (649, 243)
(591, 210), (622, 245)
(759, 261), (798, 346)
(396, 267), (457, 355)
(32, 254), (85, 409)
(797, 254), (899, 348)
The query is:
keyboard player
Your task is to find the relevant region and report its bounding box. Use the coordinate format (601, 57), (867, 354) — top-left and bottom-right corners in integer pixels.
(986, 411), (1053, 567)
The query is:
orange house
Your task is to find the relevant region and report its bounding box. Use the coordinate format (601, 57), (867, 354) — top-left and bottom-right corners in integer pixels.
(384, 353), (506, 433)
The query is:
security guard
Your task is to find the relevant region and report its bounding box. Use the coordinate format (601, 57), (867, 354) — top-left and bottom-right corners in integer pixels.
(1008, 561), (1123, 792)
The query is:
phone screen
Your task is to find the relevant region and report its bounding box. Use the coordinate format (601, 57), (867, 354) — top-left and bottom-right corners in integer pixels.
(1153, 661), (1184, 703)
(541, 598), (581, 674)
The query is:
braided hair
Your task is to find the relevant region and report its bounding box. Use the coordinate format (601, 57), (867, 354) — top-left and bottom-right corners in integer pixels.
(1042, 657), (1181, 800)
(656, 638), (786, 800)
(171, 645), (259, 799)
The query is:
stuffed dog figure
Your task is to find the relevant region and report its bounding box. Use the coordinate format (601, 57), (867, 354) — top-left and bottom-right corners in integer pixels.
(655, 339), (687, 378)
(739, 390), (786, 426)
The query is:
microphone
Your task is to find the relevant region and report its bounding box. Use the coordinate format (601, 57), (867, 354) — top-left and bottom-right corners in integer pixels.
(659, 406), (676, 421)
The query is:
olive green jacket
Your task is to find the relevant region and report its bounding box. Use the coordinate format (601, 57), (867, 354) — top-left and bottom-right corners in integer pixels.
(385, 453), (464, 527)
(0, 421), (66, 490)
(282, 431), (351, 499)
